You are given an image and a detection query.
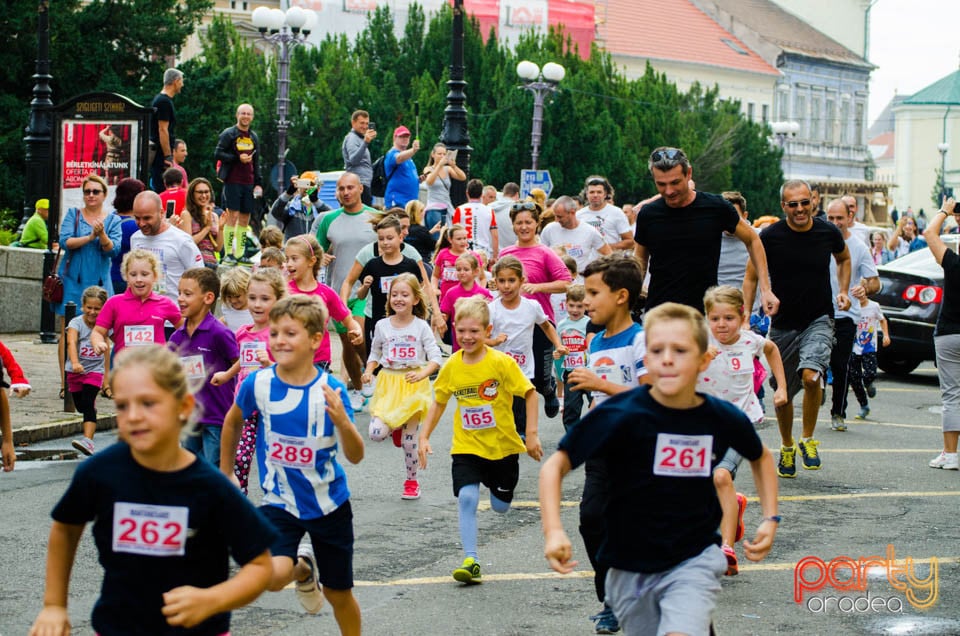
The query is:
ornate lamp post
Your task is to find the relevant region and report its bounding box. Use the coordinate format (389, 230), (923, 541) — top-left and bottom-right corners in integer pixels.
(770, 120), (800, 179)
(938, 142), (949, 200)
(516, 60), (565, 170)
(250, 5), (316, 192)
(440, 0), (471, 207)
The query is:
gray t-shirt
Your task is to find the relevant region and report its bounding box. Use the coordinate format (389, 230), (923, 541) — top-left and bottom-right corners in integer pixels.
(490, 198), (518, 249)
(130, 226), (203, 303)
(540, 221), (606, 273)
(425, 172), (453, 211)
(66, 316), (105, 375)
(717, 230), (750, 289)
(314, 206), (378, 295)
(341, 131), (372, 185)
(831, 232), (878, 320)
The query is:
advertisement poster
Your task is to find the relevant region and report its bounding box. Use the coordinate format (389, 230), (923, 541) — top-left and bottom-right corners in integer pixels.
(60, 120), (139, 212)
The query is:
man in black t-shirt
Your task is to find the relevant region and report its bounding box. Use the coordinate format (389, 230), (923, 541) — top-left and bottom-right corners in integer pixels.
(743, 180), (851, 480)
(634, 146), (778, 314)
(214, 104), (263, 265)
(149, 68), (183, 193)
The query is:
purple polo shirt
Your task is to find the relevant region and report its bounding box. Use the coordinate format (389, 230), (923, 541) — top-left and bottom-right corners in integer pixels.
(168, 312), (239, 428)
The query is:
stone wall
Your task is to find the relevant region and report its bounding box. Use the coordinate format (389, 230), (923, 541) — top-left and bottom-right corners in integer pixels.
(0, 246), (45, 333)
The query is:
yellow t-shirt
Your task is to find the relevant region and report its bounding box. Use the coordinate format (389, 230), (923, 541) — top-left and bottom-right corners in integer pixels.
(433, 347), (533, 460)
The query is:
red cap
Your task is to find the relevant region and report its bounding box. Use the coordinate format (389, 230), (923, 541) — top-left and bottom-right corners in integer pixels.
(394, 125), (411, 137)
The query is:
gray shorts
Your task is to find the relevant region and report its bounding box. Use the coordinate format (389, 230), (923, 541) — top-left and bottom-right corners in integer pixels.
(606, 544), (726, 636)
(714, 446), (743, 478)
(935, 334), (960, 432)
(768, 315), (835, 400)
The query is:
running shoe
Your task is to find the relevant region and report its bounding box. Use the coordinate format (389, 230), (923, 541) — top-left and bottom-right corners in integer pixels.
(71, 437), (94, 456)
(929, 451), (960, 470)
(734, 493), (748, 543)
(830, 415), (847, 432)
(348, 389), (365, 413)
(238, 232), (260, 266)
(722, 543), (739, 576)
(295, 542), (324, 614)
(798, 438), (821, 470)
(452, 557), (482, 584)
(866, 382), (877, 398)
(855, 406), (870, 420)
(361, 379), (375, 399)
(590, 604), (621, 634)
(544, 392), (560, 418)
(401, 479), (421, 500)
(221, 253), (238, 266)
(778, 444), (797, 478)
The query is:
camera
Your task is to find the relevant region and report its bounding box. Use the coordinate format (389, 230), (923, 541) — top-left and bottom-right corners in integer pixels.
(295, 178), (314, 189)
(369, 122), (376, 131)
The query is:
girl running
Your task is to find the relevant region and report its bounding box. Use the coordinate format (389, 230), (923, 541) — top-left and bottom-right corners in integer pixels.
(440, 253), (492, 352)
(68, 286), (108, 457)
(432, 224), (475, 301)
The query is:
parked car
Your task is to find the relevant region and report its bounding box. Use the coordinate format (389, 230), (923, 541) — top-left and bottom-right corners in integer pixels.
(872, 237), (960, 375)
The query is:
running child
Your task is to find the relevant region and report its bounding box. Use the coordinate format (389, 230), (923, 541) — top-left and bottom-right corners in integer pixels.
(550, 253), (578, 407)
(67, 286), (108, 457)
(849, 289), (890, 421)
(361, 274), (442, 500)
(554, 284), (590, 432)
(30, 346), (275, 636)
(439, 253), (492, 352)
(259, 246), (287, 272)
(211, 267), (287, 493)
(698, 285), (788, 576)
(540, 302), (780, 636)
(91, 249), (182, 356)
(221, 295), (364, 634)
(169, 267), (239, 467)
(487, 256), (567, 438)
(419, 296), (543, 584)
(220, 267), (253, 332)
(431, 224), (475, 301)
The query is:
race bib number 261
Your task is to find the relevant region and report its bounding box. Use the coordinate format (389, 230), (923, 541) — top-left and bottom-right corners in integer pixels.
(653, 433), (712, 477)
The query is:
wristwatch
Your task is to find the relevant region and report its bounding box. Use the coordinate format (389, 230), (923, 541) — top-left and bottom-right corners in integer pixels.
(764, 515), (782, 524)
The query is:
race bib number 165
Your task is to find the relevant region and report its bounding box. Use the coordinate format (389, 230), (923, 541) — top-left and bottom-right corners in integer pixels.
(653, 433), (712, 477)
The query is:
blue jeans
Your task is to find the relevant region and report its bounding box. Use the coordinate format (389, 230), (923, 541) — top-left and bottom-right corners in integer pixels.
(183, 424), (223, 467)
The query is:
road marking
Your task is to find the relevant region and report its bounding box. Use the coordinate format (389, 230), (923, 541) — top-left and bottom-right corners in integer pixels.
(761, 417), (940, 430)
(882, 387), (940, 393)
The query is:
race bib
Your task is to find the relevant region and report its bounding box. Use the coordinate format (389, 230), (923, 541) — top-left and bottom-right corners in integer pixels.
(566, 245), (584, 258)
(112, 502), (188, 557)
(507, 349), (527, 368)
(79, 345), (99, 359)
(727, 352), (751, 375)
(386, 341), (418, 364)
(442, 266), (458, 282)
(240, 341), (267, 369)
(461, 404), (495, 430)
(124, 325), (154, 346)
(267, 433), (318, 469)
(592, 364), (618, 383)
(181, 355), (205, 381)
(653, 433), (712, 477)
(564, 351), (587, 369)
(380, 275), (399, 294)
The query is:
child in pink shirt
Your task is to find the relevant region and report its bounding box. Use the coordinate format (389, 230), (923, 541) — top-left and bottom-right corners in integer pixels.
(440, 253), (492, 352)
(432, 225), (480, 301)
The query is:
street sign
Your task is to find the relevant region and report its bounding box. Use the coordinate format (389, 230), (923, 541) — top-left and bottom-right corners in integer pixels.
(520, 169), (553, 199)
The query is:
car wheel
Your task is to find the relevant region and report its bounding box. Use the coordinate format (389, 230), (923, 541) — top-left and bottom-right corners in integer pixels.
(878, 355), (922, 376)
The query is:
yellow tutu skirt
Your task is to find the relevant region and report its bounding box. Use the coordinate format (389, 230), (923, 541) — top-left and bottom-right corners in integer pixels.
(368, 368), (433, 430)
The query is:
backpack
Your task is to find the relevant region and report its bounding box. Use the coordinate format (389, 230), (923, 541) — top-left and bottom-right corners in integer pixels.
(370, 154), (395, 198)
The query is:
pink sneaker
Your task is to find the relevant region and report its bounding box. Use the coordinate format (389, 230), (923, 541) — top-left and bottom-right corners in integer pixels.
(734, 493), (748, 543)
(722, 543), (739, 576)
(402, 479), (421, 500)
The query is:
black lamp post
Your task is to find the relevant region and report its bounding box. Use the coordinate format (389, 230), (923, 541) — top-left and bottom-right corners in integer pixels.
(516, 60), (565, 170)
(23, 0), (56, 343)
(440, 0), (471, 208)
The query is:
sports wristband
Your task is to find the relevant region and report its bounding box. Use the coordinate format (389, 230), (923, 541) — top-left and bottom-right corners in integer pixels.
(763, 515), (782, 524)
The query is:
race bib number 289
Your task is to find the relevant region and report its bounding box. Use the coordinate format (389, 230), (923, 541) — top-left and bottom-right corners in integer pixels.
(653, 433), (712, 477)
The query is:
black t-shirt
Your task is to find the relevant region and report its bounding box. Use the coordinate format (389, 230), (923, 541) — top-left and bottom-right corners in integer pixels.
(405, 224), (436, 262)
(359, 255), (423, 325)
(559, 386), (762, 573)
(761, 218), (846, 331)
(936, 249), (960, 336)
(150, 93), (175, 160)
(52, 443), (276, 636)
(635, 191), (740, 312)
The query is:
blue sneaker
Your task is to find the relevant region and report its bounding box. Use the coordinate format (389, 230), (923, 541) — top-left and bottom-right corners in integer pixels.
(590, 604), (620, 634)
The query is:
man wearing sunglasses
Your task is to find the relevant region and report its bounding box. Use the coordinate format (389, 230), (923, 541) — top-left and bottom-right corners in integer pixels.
(634, 147), (778, 314)
(576, 176), (634, 251)
(743, 180), (851, 479)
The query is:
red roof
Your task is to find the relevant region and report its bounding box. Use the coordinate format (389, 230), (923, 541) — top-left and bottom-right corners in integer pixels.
(599, 0), (779, 76)
(868, 132), (895, 161)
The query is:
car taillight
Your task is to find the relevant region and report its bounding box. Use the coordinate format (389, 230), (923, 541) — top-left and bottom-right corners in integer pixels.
(903, 284), (943, 304)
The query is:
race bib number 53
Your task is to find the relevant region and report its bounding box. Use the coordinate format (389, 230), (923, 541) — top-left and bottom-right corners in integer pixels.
(653, 433), (712, 477)
(112, 502), (188, 557)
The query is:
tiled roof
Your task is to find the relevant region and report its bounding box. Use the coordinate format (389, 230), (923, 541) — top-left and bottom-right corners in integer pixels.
(694, 0), (873, 68)
(599, 0), (779, 76)
(903, 70), (960, 106)
(868, 132), (894, 161)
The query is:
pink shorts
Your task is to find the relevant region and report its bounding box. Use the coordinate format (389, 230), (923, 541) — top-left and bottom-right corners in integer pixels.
(66, 371), (103, 394)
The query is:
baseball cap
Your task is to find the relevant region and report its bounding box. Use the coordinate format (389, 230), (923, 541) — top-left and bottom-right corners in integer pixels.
(394, 125), (411, 137)
(35, 198), (49, 209)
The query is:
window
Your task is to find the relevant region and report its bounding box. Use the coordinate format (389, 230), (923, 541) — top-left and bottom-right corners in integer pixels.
(795, 93), (807, 138)
(747, 102), (755, 121)
(778, 90), (789, 121)
(810, 94), (822, 141)
(840, 100), (851, 144)
(855, 102), (865, 146)
(762, 104), (769, 123)
(825, 97), (836, 142)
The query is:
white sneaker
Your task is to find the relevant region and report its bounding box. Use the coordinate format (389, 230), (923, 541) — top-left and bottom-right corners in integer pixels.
(361, 379), (375, 399)
(71, 437), (94, 456)
(348, 389), (365, 413)
(295, 542), (324, 614)
(929, 451), (959, 470)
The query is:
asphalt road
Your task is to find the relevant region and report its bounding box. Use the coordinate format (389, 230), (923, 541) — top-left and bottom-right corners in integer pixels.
(2, 364), (959, 636)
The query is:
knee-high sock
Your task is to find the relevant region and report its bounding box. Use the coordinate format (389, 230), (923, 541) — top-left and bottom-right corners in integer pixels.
(402, 419), (419, 480)
(490, 492), (511, 514)
(457, 483), (480, 559)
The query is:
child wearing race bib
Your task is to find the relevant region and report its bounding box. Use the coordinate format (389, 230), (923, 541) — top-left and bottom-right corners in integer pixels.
(92, 249), (182, 357)
(211, 268), (286, 493)
(848, 292), (890, 421)
(698, 285), (788, 576)
(419, 296), (542, 585)
(219, 267), (254, 332)
(431, 224), (476, 302)
(487, 256), (567, 438)
(68, 286), (108, 457)
(168, 268), (239, 468)
(553, 284), (591, 432)
(31, 346), (275, 636)
(361, 274), (442, 500)
(550, 253), (579, 416)
(221, 295), (364, 632)
(541, 303), (780, 636)
(439, 253), (492, 352)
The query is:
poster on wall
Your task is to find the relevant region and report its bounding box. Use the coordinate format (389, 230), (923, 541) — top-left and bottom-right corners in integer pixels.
(60, 120), (139, 213)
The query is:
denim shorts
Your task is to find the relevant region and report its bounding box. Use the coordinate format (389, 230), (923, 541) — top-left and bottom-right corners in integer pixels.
(768, 314), (835, 400)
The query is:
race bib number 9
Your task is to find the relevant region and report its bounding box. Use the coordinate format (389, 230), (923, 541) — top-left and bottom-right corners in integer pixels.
(268, 433), (317, 469)
(124, 325), (154, 346)
(653, 433), (712, 477)
(112, 502), (188, 557)
(461, 405), (495, 430)
(727, 352), (751, 375)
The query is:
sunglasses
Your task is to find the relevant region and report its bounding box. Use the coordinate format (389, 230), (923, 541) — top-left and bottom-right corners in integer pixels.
(650, 148), (682, 162)
(586, 178), (607, 186)
(511, 201), (539, 212)
(783, 199), (811, 208)
(83, 188), (104, 195)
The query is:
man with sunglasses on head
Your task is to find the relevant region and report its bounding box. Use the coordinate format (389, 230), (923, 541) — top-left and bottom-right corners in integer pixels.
(743, 180), (851, 479)
(635, 147), (778, 315)
(577, 176), (634, 252)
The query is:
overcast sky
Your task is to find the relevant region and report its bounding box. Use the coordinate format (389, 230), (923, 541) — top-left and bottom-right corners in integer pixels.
(869, 0), (960, 124)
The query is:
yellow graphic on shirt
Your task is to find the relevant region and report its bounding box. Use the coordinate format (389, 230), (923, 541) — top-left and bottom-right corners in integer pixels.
(235, 135), (254, 154)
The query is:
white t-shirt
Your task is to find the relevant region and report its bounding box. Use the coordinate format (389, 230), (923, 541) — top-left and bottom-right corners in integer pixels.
(130, 226), (203, 302)
(576, 204), (630, 246)
(587, 323), (647, 405)
(540, 221), (606, 273)
(490, 198), (518, 249)
(853, 301), (885, 355)
(488, 296), (547, 377)
(830, 233), (879, 320)
(697, 330), (765, 424)
(454, 201), (498, 257)
(368, 316), (443, 370)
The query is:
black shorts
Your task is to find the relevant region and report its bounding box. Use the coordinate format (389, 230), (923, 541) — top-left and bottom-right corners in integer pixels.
(222, 183), (255, 215)
(451, 454), (520, 502)
(259, 501), (355, 590)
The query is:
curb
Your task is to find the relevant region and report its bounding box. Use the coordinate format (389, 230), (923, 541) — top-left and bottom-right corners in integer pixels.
(12, 415), (118, 446)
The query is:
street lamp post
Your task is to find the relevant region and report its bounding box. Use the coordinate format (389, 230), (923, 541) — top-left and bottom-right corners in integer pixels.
(251, 5), (316, 192)
(516, 60), (565, 170)
(770, 120), (800, 179)
(440, 0), (471, 208)
(938, 142), (949, 200)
